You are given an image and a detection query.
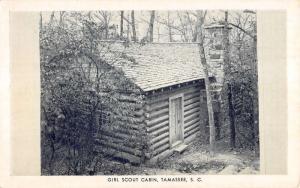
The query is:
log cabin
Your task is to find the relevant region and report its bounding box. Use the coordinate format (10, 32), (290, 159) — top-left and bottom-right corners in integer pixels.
(91, 24), (227, 164)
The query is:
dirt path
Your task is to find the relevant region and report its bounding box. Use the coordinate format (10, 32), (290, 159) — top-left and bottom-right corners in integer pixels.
(140, 141), (259, 175)
(96, 140), (260, 175)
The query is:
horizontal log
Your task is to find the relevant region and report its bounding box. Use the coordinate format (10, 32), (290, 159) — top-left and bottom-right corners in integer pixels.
(149, 100), (169, 112)
(98, 127), (139, 141)
(150, 137), (169, 151)
(100, 124), (140, 134)
(95, 146), (141, 164)
(147, 120), (169, 133)
(184, 112), (200, 124)
(184, 126), (200, 139)
(185, 96), (200, 107)
(148, 96), (168, 105)
(184, 96), (200, 106)
(184, 131), (198, 144)
(150, 107), (169, 120)
(95, 137), (142, 156)
(183, 86), (201, 96)
(107, 121), (141, 130)
(146, 114), (169, 127)
(135, 103), (145, 110)
(114, 115), (146, 124)
(147, 148), (173, 165)
(134, 108), (144, 117)
(97, 108), (143, 118)
(117, 99), (140, 104)
(114, 151), (141, 164)
(150, 126), (169, 137)
(150, 132), (169, 145)
(184, 120), (200, 133)
(116, 128), (140, 135)
(184, 91), (200, 101)
(148, 85), (200, 104)
(184, 118), (200, 129)
(184, 101), (200, 112)
(97, 102), (143, 110)
(152, 143), (170, 156)
(96, 134), (140, 151)
(117, 94), (144, 102)
(184, 107), (200, 118)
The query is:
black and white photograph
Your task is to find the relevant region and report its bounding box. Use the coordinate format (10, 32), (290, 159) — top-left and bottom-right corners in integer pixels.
(40, 10), (259, 175)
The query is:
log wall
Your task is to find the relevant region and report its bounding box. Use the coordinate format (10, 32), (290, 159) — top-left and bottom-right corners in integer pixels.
(94, 92), (147, 164)
(145, 82), (208, 161)
(94, 81), (208, 164)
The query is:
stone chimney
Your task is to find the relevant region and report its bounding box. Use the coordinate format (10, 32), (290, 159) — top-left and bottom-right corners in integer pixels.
(204, 23), (232, 86)
(204, 23), (232, 139)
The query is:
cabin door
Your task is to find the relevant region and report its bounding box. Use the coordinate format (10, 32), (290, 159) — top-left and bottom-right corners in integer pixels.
(169, 95), (184, 148)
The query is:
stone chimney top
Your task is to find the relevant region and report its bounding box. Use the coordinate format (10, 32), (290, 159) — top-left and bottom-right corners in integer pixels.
(203, 22), (231, 86)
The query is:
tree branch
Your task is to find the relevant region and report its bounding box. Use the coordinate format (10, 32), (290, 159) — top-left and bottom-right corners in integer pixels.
(229, 22), (256, 40)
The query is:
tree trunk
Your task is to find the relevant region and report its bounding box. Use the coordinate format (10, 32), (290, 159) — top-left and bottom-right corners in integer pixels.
(185, 11), (198, 42)
(228, 83), (236, 148)
(42, 106), (55, 174)
(157, 26), (160, 42)
(215, 112), (221, 140)
(49, 138), (55, 175)
(196, 11), (215, 154)
(192, 31), (198, 42)
(127, 13), (130, 40)
(198, 44), (216, 154)
(120, 11), (124, 38)
(223, 11), (236, 148)
(252, 20), (259, 153)
(167, 11), (173, 42)
(59, 11), (65, 26)
(105, 18), (109, 39)
(149, 11), (155, 42)
(39, 13), (43, 30)
(223, 11), (230, 81)
(131, 10), (137, 42)
(49, 12), (55, 26)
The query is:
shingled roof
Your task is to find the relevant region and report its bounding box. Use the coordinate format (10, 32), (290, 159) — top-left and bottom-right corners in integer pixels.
(102, 42), (205, 92)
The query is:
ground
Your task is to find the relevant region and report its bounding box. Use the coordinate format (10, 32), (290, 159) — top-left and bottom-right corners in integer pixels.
(95, 137), (260, 175)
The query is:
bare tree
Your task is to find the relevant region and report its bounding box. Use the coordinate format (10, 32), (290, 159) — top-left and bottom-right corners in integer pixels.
(49, 12), (55, 26)
(167, 11), (173, 42)
(185, 11), (198, 42)
(220, 11), (258, 151)
(196, 10), (216, 154)
(59, 11), (66, 25)
(224, 11), (258, 150)
(40, 12), (43, 29)
(149, 11), (155, 42)
(120, 11), (124, 38)
(222, 11), (237, 148)
(177, 11), (189, 42)
(155, 11), (197, 42)
(95, 11), (111, 39)
(126, 12), (130, 40)
(131, 10), (137, 42)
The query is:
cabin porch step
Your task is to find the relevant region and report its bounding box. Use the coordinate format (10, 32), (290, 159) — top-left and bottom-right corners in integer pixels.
(173, 144), (188, 154)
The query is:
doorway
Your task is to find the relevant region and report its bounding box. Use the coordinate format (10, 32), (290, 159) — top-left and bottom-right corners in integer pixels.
(169, 94), (184, 148)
